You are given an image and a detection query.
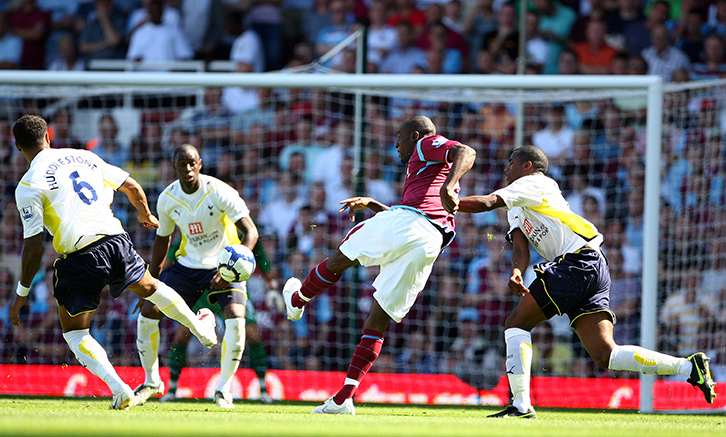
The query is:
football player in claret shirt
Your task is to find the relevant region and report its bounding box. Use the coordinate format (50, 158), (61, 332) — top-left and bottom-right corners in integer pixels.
(456, 145), (717, 418)
(281, 115), (476, 414)
(9, 115), (216, 410)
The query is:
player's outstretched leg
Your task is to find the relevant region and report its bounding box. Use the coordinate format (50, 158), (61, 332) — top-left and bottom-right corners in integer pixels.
(608, 346), (717, 403)
(214, 318), (246, 409)
(283, 257), (344, 321)
(63, 329), (136, 410)
(134, 278), (217, 347)
(489, 328), (536, 419)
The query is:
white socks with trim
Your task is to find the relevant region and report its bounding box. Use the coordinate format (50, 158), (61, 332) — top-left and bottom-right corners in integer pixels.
(216, 318), (246, 393)
(136, 315), (161, 386)
(63, 329), (126, 396)
(504, 328), (533, 413)
(608, 345), (691, 376)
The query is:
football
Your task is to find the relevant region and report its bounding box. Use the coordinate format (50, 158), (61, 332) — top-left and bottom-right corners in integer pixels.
(217, 244), (256, 282)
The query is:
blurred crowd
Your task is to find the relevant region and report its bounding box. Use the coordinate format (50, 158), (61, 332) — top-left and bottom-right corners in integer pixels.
(1, 0), (726, 81)
(0, 0), (725, 388)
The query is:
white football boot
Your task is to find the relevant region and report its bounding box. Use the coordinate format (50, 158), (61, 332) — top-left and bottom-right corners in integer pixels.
(214, 390), (235, 409)
(133, 381), (165, 405)
(190, 308), (217, 347)
(111, 385), (137, 410)
(311, 396), (355, 415)
(282, 278), (304, 321)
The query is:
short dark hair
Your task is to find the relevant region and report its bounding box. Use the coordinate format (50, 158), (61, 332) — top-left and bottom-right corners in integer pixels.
(513, 145), (549, 174)
(172, 144), (200, 162)
(13, 114), (47, 150)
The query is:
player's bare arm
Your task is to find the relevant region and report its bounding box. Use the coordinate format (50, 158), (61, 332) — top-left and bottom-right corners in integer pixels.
(441, 143), (476, 214)
(118, 177), (159, 229)
(458, 194), (507, 213)
(508, 229), (531, 297)
(235, 215), (259, 252)
(338, 197), (389, 222)
(10, 233), (44, 327)
(149, 234), (172, 278)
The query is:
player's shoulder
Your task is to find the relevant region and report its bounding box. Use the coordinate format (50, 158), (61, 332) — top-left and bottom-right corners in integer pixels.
(160, 179), (181, 197)
(203, 174), (238, 196)
(421, 134), (458, 149)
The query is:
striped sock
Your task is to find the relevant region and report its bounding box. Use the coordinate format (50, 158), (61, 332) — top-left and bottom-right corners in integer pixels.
(291, 258), (340, 308)
(63, 329), (126, 396)
(333, 329), (384, 405)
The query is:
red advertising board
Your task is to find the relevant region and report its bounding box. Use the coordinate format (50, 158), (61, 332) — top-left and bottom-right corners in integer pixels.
(0, 365), (722, 411)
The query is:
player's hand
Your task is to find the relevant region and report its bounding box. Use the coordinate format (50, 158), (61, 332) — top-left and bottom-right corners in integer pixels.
(138, 212), (159, 229)
(440, 187), (459, 214)
(339, 197), (372, 222)
(508, 270), (529, 297)
(210, 271), (230, 290)
(9, 295), (27, 327)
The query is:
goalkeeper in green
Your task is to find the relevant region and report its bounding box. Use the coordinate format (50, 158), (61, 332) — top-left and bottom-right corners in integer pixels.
(157, 230), (282, 404)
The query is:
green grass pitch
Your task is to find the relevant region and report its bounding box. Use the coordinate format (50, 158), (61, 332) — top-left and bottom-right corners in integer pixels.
(0, 396), (724, 437)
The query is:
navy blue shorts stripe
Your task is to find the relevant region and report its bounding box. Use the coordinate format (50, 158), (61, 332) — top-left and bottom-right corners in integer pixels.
(53, 233), (147, 316)
(528, 248), (615, 326)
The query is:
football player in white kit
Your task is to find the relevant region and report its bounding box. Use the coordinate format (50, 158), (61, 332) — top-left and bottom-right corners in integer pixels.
(9, 114), (217, 410)
(457, 145), (716, 418)
(133, 144), (259, 409)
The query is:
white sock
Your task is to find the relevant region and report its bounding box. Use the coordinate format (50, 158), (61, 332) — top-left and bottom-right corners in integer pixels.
(63, 329), (126, 396)
(504, 328), (533, 412)
(608, 345), (690, 375)
(145, 282), (198, 330)
(216, 318), (246, 393)
(136, 315), (161, 386)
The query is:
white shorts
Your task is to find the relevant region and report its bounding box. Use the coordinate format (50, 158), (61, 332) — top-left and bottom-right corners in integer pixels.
(339, 208), (443, 323)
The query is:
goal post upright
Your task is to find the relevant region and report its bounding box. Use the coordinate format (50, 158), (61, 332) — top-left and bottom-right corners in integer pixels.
(0, 71), (664, 413)
(641, 77), (663, 414)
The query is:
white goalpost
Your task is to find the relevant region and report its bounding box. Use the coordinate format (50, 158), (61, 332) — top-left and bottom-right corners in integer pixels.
(3, 70), (717, 414)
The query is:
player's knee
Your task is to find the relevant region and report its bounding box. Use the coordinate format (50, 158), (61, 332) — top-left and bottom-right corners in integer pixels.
(223, 303), (245, 320)
(504, 312), (526, 330)
(326, 250), (356, 274)
(131, 273), (159, 298)
(590, 347), (613, 369)
(140, 301), (162, 318)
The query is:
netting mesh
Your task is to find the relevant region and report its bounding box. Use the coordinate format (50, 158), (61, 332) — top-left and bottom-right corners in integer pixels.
(0, 76), (724, 401)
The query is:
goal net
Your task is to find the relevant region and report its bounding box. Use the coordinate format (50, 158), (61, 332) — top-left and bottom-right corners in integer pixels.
(0, 71), (723, 413)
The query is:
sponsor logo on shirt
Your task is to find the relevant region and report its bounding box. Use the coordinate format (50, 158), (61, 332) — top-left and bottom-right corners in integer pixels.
(523, 218), (533, 235)
(20, 206), (35, 221)
(189, 222), (204, 235)
(431, 137), (446, 148)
